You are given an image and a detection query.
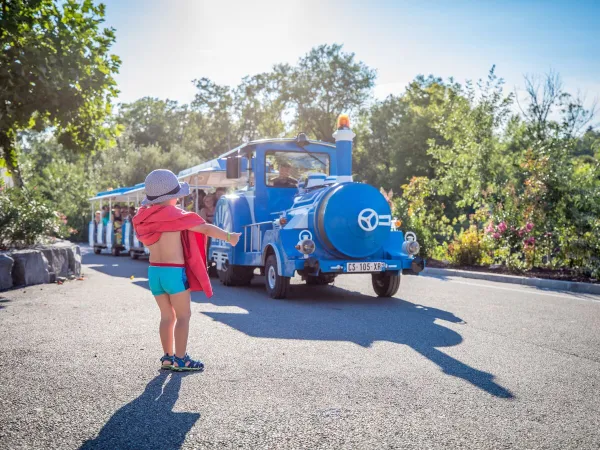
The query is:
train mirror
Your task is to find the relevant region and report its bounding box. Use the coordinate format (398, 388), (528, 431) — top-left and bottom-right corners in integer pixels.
(226, 156), (241, 179)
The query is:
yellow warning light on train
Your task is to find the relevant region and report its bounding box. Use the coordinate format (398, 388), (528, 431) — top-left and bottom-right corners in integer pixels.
(337, 114), (350, 129)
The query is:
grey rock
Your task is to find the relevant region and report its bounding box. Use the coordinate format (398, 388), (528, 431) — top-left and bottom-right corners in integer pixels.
(69, 244), (82, 277)
(11, 250), (50, 287)
(37, 246), (69, 280)
(0, 253), (14, 290)
(35, 241), (81, 278)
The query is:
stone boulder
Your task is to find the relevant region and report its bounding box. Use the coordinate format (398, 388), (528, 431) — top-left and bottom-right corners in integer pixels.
(69, 244), (82, 277)
(37, 246), (69, 282)
(0, 253), (14, 290)
(35, 241), (81, 280)
(11, 250), (50, 287)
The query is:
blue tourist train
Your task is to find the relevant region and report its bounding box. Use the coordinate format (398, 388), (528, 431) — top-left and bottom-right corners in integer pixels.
(88, 114), (424, 299)
(209, 115), (424, 298)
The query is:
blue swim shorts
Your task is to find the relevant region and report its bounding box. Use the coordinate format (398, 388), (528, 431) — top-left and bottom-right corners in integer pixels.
(148, 264), (189, 296)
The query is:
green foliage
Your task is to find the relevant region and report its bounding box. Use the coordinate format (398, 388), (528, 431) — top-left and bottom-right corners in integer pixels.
(0, 186), (68, 249)
(394, 176), (452, 259)
(354, 76), (446, 190)
(0, 0), (120, 186)
(96, 137), (202, 188)
(446, 225), (490, 267)
(428, 66), (515, 210)
(284, 44), (376, 141)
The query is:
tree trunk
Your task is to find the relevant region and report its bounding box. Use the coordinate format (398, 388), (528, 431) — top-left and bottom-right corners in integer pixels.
(0, 130), (24, 188)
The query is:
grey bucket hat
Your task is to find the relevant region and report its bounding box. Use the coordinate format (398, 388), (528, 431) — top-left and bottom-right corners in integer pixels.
(142, 169), (190, 206)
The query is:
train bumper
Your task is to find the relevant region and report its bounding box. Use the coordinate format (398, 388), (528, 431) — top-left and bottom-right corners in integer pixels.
(300, 256), (423, 275)
(402, 256), (425, 276)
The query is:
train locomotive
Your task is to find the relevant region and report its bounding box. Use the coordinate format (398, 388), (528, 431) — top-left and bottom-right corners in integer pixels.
(209, 114), (424, 299)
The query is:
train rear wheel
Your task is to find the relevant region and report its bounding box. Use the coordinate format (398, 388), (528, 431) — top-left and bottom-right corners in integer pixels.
(208, 264), (218, 279)
(371, 273), (400, 297)
(218, 260), (253, 286)
(93, 247), (101, 255)
(265, 255), (290, 299)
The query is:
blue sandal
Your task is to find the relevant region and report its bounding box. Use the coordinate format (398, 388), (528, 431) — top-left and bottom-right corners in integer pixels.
(160, 353), (174, 370)
(172, 353), (204, 372)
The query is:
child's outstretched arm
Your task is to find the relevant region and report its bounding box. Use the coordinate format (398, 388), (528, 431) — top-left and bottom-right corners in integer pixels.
(189, 223), (241, 246)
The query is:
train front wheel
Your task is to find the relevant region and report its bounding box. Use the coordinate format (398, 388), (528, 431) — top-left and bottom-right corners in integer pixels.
(265, 255), (290, 299)
(218, 261), (253, 286)
(371, 273), (400, 297)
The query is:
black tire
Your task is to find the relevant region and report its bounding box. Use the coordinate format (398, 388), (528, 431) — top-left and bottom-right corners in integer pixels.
(265, 255), (290, 299)
(111, 247), (120, 257)
(130, 250), (139, 260)
(371, 273), (401, 297)
(208, 264), (218, 279)
(93, 246), (101, 255)
(218, 260), (254, 286)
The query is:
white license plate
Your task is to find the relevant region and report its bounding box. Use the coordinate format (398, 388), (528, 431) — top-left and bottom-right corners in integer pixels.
(346, 262), (386, 273)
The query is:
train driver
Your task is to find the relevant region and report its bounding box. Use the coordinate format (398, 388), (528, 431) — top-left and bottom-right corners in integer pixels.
(271, 161), (298, 188)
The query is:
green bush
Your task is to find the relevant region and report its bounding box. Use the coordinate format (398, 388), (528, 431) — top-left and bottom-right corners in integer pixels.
(0, 187), (68, 249)
(446, 225), (489, 266)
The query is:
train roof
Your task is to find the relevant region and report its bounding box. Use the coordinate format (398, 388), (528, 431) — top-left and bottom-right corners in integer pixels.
(90, 136), (336, 202)
(220, 137), (335, 158)
(89, 183), (145, 202)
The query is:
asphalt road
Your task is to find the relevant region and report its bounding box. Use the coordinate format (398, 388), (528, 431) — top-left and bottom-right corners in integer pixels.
(1, 248), (599, 449)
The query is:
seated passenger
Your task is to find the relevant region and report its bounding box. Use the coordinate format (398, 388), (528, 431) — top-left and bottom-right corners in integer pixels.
(199, 194), (215, 224)
(101, 205), (110, 226)
(215, 187), (226, 202)
(271, 162), (297, 187)
(185, 190), (198, 212)
(113, 205), (123, 244)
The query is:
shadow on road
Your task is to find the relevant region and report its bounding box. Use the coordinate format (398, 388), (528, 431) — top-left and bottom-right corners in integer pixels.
(0, 297), (10, 310)
(204, 283), (513, 399)
(83, 250), (513, 399)
(80, 371), (200, 450)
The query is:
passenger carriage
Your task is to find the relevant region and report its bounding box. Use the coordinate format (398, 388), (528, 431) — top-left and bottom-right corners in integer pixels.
(209, 115), (424, 299)
(88, 184), (148, 258)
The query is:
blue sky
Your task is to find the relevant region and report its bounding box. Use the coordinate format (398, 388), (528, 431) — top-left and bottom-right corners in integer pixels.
(101, 0), (600, 110)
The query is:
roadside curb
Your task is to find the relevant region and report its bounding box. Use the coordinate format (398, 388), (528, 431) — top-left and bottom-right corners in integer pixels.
(422, 267), (600, 295)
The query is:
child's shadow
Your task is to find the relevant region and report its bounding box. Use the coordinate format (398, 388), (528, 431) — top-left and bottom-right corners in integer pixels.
(80, 372), (200, 449)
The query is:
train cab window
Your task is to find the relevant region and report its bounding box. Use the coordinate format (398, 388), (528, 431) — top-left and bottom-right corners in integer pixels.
(265, 151), (329, 188)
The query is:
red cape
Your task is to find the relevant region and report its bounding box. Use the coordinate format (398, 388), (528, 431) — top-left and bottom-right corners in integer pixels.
(132, 205), (213, 298)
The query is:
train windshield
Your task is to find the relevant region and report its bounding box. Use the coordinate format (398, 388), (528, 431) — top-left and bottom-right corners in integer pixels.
(265, 151), (330, 188)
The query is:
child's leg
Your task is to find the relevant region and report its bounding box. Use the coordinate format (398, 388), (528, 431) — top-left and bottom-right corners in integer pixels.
(170, 290), (192, 359)
(154, 293), (176, 361)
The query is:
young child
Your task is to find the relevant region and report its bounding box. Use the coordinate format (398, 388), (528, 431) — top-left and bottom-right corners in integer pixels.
(133, 169), (240, 371)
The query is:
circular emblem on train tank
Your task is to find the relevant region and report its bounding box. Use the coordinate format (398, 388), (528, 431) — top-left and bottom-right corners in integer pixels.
(358, 208), (379, 232)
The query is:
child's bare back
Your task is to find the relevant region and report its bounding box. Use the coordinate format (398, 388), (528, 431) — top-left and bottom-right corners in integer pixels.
(147, 231), (184, 264)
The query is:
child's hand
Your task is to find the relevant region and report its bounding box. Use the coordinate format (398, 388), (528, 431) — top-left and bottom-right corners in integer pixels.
(228, 232), (241, 246)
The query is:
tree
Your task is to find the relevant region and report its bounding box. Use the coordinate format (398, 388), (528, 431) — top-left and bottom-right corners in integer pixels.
(283, 44), (376, 141)
(355, 75), (448, 191)
(117, 97), (190, 151)
(428, 67), (515, 210)
(0, 0), (120, 187)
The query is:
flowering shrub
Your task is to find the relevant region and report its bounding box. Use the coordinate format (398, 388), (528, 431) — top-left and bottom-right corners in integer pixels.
(484, 219), (538, 269)
(446, 225), (490, 266)
(0, 187), (70, 249)
(395, 176), (453, 259)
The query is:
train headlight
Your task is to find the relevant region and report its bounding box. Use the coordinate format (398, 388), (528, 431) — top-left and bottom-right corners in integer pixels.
(295, 239), (316, 254)
(402, 240), (420, 255)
